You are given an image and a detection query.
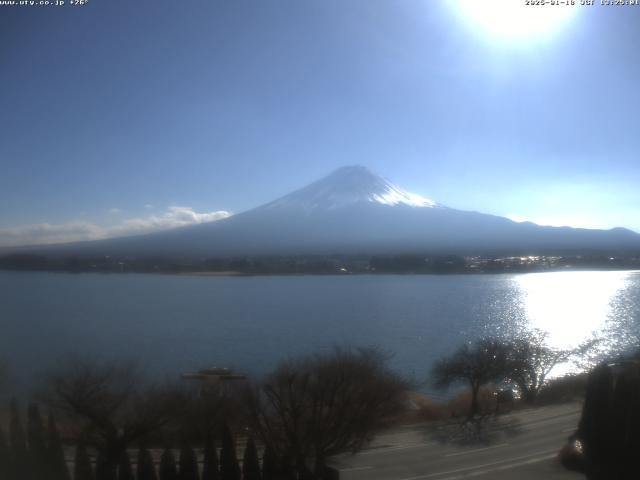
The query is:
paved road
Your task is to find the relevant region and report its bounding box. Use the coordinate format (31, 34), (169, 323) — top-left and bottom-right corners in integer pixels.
(331, 403), (585, 480)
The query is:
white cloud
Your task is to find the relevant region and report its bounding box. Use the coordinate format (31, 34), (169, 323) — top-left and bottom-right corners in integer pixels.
(108, 208), (121, 215)
(110, 206), (230, 237)
(0, 206), (231, 248)
(0, 222), (108, 247)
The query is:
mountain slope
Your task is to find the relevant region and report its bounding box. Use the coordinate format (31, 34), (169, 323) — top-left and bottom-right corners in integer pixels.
(13, 166), (640, 258)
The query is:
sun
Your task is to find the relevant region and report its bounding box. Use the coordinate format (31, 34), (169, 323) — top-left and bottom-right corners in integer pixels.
(453, 0), (579, 41)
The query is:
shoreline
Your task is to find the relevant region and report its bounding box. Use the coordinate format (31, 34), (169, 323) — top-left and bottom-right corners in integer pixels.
(1, 266), (639, 277)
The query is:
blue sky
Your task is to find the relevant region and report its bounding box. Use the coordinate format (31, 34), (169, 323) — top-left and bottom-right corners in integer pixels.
(1, 0), (639, 245)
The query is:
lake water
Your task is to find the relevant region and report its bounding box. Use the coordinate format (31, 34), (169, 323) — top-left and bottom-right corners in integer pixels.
(1, 270), (639, 395)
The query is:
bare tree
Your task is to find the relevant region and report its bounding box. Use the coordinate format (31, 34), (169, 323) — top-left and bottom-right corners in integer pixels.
(571, 335), (604, 372)
(244, 348), (408, 478)
(504, 329), (569, 404)
(432, 338), (509, 419)
(44, 360), (186, 477)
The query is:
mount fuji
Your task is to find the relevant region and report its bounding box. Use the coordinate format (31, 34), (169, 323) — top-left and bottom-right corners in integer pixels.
(16, 166), (640, 258)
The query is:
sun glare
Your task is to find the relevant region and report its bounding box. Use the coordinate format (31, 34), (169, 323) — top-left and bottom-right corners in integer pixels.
(515, 271), (633, 377)
(454, 0), (579, 41)
(516, 271), (630, 349)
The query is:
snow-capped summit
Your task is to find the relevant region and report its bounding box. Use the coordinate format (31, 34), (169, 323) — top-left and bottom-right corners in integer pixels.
(261, 165), (437, 212)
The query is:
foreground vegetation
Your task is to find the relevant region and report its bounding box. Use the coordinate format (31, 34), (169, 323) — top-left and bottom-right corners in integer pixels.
(0, 332), (622, 479)
(0, 348), (406, 480)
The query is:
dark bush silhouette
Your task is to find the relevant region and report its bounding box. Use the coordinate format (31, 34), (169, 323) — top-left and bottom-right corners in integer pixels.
(27, 404), (48, 478)
(201, 437), (219, 480)
(260, 445), (279, 480)
(536, 373), (588, 405)
(9, 400), (29, 480)
(279, 454), (295, 480)
(220, 425), (241, 480)
(118, 450), (135, 480)
(0, 426), (10, 480)
(95, 451), (116, 480)
(573, 360), (640, 479)
(159, 448), (178, 480)
(179, 444), (199, 480)
(242, 437), (261, 480)
(137, 447), (158, 480)
(47, 413), (71, 480)
(74, 441), (95, 480)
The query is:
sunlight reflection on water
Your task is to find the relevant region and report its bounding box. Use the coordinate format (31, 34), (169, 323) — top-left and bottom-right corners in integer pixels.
(515, 270), (633, 349)
(513, 270), (640, 376)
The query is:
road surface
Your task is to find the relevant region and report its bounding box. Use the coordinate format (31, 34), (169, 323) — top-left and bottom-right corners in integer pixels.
(331, 403), (584, 480)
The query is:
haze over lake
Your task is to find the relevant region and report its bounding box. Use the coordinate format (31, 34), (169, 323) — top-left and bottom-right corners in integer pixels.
(2, 270), (639, 394)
